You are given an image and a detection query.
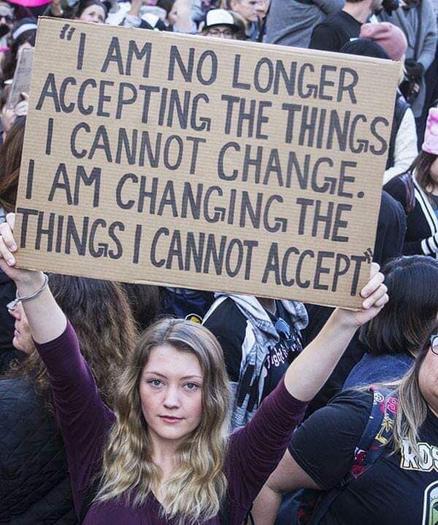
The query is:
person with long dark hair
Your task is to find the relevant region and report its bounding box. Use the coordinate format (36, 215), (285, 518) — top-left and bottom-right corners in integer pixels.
(0, 116), (25, 370)
(385, 107), (438, 257)
(0, 213), (387, 524)
(0, 275), (138, 524)
(0, 115), (24, 220)
(344, 255), (438, 388)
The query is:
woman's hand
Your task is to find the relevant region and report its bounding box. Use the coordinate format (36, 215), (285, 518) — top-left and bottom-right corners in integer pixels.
(1, 93), (29, 137)
(1, 105), (16, 135)
(0, 213), (67, 344)
(0, 213), (44, 291)
(335, 262), (388, 328)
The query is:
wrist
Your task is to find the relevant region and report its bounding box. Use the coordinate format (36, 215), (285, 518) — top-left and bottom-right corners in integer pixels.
(15, 271), (46, 294)
(331, 307), (362, 330)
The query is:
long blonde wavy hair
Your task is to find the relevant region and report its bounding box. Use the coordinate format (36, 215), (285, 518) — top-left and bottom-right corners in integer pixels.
(95, 317), (231, 523)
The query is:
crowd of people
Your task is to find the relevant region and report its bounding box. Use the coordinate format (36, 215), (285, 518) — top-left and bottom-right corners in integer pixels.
(0, 0), (437, 524)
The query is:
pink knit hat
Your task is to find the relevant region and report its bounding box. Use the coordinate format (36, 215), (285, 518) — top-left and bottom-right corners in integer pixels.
(422, 108), (438, 155)
(360, 22), (407, 61)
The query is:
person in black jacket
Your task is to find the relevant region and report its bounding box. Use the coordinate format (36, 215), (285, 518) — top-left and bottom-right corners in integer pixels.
(309, 0), (383, 52)
(0, 275), (138, 524)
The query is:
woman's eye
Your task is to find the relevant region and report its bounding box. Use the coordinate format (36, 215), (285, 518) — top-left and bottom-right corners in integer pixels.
(184, 382), (200, 392)
(148, 379), (162, 388)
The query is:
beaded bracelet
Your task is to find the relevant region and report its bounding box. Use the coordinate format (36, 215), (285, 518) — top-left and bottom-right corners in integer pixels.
(7, 273), (49, 311)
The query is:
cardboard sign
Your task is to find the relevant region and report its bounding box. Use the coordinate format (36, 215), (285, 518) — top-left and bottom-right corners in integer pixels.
(7, 47), (33, 108)
(15, 18), (401, 308)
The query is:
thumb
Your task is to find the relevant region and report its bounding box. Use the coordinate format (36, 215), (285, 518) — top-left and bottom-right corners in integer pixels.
(0, 257), (18, 282)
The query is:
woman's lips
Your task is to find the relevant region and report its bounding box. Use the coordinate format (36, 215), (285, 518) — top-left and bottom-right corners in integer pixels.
(159, 416), (183, 424)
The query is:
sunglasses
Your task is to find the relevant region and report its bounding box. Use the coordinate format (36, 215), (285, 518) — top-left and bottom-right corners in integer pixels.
(430, 334), (438, 355)
(0, 15), (13, 23)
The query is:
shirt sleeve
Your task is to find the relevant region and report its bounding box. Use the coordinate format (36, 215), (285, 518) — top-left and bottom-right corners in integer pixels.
(35, 322), (115, 512)
(418, 1), (437, 70)
(383, 109), (418, 185)
(288, 390), (372, 490)
(309, 24), (340, 51)
(226, 379), (307, 506)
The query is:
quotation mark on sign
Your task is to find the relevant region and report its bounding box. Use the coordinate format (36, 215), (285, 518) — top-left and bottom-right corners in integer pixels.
(59, 24), (76, 41)
(363, 248), (373, 263)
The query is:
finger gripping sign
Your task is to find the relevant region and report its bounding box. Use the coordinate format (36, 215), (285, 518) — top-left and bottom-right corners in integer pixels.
(15, 18), (400, 308)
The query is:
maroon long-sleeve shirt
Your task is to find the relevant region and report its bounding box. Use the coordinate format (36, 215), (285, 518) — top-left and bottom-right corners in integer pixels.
(36, 322), (307, 524)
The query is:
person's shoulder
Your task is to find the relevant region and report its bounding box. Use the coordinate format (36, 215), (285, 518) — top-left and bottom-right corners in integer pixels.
(204, 297), (244, 325)
(0, 377), (35, 402)
(295, 388), (374, 441)
(328, 387), (374, 410)
(322, 10), (343, 22)
(383, 173), (412, 202)
(381, 190), (405, 219)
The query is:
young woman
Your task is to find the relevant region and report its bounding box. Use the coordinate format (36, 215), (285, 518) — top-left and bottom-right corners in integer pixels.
(75, 0), (107, 24)
(47, 0), (107, 24)
(344, 255), (438, 388)
(385, 107), (438, 257)
(0, 214), (388, 524)
(253, 323), (438, 525)
(0, 274), (138, 524)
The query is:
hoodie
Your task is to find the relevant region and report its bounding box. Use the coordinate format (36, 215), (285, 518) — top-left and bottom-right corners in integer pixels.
(203, 294), (307, 429)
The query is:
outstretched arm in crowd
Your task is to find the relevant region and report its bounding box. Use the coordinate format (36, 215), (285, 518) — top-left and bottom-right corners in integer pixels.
(225, 265), (387, 511)
(0, 214), (66, 343)
(0, 213), (115, 510)
(283, 265), (387, 402)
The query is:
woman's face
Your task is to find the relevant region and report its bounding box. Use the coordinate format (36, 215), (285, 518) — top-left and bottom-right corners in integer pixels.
(230, 0), (258, 23)
(418, 339), (438, 416)
(9, 302), (35, 354)
(139, 344), (203, 447)
(79, 5), (106, 24)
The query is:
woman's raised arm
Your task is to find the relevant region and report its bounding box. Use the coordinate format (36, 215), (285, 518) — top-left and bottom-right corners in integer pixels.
(284, 263), (388, 402)
(0, 213), (67, 343)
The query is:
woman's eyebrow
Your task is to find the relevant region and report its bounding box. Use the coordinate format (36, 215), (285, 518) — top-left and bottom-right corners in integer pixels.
(143, 371), (202, 380)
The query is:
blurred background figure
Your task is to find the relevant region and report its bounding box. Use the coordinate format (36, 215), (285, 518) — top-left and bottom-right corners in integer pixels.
(0, 3), (15, 53)
(0, 17), (36, 86)
(221, 0), (259, 39)
(340, 25), (418, 183)
(264, 0), (344, 48)
(309, 0), (383, 52)
(379, 0), (437, 132)
(385, 108), (438, 257)
(201, 7), (244, 38)
(75, 0), (107, 22)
